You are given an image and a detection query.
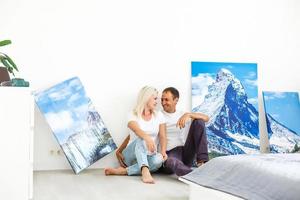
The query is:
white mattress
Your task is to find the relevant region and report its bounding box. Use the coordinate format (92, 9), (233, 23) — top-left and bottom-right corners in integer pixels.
(180, 153), (300, 200)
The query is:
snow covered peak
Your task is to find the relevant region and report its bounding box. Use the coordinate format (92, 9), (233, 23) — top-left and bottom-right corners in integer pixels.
(216, 68), (234, 82)
(193, 69), (247, 124)
(267, 114), (300, 153)
(191, 73), (215, 108)
(192, 68), (260, 155)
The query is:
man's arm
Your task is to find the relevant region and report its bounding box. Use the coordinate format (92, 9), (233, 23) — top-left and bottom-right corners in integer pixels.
(177, 112), (209, 129)
(186, 112), (209, 122)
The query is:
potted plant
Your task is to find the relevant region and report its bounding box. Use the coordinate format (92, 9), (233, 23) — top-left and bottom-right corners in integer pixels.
(0, 40), (28, 87)
(0, 40), (19, 78)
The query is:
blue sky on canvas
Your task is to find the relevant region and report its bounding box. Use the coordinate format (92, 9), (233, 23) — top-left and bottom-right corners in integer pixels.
(263, 91), (300, 134)
(34, 77), (90, 143)
(191, 62), (258, 108)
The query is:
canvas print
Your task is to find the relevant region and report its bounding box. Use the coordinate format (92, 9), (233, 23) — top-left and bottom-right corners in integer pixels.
(192, 62), (259, 158)
(34, 77), (117, 174)
(263, 91), (300, 153)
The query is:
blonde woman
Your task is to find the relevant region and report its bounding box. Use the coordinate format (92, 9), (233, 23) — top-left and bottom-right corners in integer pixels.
(105, 86), (168, 184)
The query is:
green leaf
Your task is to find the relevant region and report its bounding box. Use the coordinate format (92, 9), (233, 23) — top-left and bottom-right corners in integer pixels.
(1, 57), (11, 69)
(5, 54), (18, 71)
(1, 58), (16, 77)
(7, 67), (15, 77)
(1, 57), (11, 68)
(0, 40), (12, 47)
(0, 57), (6, 66)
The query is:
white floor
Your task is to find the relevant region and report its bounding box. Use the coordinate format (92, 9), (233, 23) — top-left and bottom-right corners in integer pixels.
(33, 169), (189, 200)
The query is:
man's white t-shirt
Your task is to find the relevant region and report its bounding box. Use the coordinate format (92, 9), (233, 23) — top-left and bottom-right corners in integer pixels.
(127, 110), (166, 148)
(162, 110), (192, 151)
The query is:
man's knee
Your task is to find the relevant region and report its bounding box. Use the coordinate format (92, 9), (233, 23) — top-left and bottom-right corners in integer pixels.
(164, 157), (180, 168)
(191, 119), (205, 130)
(161, 157), (179, 174)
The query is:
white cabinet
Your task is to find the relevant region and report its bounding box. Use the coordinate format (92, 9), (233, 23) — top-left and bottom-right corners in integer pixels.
(0, 87), (33, 200)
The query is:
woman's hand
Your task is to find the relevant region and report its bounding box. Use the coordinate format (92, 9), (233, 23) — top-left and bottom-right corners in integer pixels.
(162, 152), (168, 161)
(116, 150), (127, 167)
(144, 135), (156, 153)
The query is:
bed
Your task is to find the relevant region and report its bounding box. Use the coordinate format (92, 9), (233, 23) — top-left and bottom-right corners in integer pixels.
(179, 153), (300, 200)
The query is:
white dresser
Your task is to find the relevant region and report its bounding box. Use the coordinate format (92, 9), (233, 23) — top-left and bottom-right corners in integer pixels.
(0, 87), (33, 200)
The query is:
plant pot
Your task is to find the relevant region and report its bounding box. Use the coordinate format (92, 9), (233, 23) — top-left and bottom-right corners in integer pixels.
(0, 66), (10, 84)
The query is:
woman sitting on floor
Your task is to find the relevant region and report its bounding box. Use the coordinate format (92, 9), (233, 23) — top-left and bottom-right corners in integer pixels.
(105, 86), (168, 184)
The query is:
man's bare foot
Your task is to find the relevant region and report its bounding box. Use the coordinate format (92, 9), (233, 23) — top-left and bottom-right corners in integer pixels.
(104, 167), (127, 175)
(197, 160), (206, 167)
(141, 166), (155, 184)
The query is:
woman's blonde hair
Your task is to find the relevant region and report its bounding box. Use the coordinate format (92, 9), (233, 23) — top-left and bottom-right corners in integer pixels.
(133, 86), (158, 119)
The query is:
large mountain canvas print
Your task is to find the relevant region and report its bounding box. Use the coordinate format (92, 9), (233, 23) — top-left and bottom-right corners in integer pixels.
(263, 91), (300, 153)
(34, 77), (117, 174)
(192, 62), (259, 158)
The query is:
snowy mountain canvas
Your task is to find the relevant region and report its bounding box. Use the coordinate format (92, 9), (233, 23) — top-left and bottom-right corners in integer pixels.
(192, 62), (259, 158)
(262, 91), (300, 153)
(33, 77), (117, 174)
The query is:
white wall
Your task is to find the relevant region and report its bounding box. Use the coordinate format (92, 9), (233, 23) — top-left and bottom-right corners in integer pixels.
(1, 0), (300, 170)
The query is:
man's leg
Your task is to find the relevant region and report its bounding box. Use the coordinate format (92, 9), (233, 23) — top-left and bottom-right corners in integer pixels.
(182, 119), (208, 166)
(163, 147), (192, 176)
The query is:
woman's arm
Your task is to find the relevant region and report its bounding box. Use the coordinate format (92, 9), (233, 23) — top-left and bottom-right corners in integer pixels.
(158, 123), (168, 161)
(128, 121), (156, 153)
(116, 135), (130, 167)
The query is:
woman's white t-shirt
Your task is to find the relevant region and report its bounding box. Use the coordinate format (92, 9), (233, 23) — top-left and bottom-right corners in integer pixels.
(127, 110), (166, 148)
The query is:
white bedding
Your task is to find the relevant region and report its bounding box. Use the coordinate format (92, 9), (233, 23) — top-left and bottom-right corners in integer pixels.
(180, 153), (300, 200)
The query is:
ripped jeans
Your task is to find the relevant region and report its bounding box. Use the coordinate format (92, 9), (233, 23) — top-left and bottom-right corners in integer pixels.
(123, 138), (163, 175)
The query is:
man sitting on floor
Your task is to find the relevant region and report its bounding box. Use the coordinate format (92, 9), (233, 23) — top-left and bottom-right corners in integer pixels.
(160, 87), (209, 176)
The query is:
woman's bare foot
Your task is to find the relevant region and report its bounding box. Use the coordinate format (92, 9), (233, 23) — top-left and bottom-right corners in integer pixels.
(104, 167), (127, 175)
(141, 166), (155, 184)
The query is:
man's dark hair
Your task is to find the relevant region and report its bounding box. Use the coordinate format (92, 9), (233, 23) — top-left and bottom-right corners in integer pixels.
(163, 87), (179, 99)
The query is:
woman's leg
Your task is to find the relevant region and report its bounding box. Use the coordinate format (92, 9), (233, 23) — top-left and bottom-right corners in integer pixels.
(122, 139), (138, 167)
(105, 140), (138, 176)
(105, 152), (163, 176)
(125, 139), (148, 175)
(134, 138), (149, 169)
(123, 138), (155, 183)
(135, 138), (155, 183)
(148, 153), (163, 172)
(106, 138), (155, 183)
(104, 166), (127, 175)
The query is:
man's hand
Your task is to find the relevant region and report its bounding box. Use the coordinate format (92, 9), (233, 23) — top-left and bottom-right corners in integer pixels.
(116, 150), (127, 167)
(176, 113), (190, 129)
(144, 135), (156, 153)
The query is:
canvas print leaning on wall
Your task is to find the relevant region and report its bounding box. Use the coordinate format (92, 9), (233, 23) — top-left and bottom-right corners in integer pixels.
(263, 91), (300, 153)
(191, 62), (259, 158)
(34, 77), (117, 174)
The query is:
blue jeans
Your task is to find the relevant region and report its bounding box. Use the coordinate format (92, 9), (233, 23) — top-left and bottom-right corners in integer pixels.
(123, 138), (163, 175)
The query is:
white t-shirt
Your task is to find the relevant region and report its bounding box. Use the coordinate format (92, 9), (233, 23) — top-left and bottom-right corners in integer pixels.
(162, 110), (192, 151)
(127, 110), (166, 148)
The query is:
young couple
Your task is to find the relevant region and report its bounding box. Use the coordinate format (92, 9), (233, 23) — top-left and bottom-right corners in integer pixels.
(105, 86), (209, 184)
